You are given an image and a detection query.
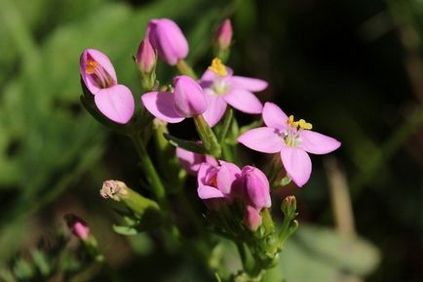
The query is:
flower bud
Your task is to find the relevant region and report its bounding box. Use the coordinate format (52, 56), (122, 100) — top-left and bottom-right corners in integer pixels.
(173, 75), (207, 117)
(136, 38), (157, 74)
(243, 205), (262, 231)
(281, 195), (297, 219)
(242, 166), (271, 210)
(147, 18), (189, 65)
(215, 19), (232, 50)
(64, 214), (90, 240)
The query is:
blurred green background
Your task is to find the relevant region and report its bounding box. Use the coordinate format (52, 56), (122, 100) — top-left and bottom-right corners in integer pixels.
(1, 0), (422, 281)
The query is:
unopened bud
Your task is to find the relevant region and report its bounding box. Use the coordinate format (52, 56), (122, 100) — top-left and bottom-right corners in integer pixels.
(281, 195), (297, 219)
(64, 214), (90, 240)
(100, 180), (128, 201)
(215, 19), (232, 50)
(243, 205), (262, 231)
(136, 38), (157, 74)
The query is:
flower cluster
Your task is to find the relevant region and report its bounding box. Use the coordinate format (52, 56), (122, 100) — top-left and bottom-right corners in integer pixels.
(78, 17), (341, 280)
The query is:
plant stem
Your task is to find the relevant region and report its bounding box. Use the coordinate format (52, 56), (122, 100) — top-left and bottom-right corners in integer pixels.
(176, 59), (198, 78)
(194, 115), (222, 158)
(130, 134), (166, 205)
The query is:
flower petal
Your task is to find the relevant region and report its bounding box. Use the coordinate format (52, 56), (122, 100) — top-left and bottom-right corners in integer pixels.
(80, 49), (117, 94)
(217, 161), (241, 195)
(94, 84), (134, 124)
(224, 88), (263, 114)
(230, 76), (268, 92)
(141, 91), (184, 123)
(176, 147), (217, 175)
(198, 185), (225, 199)
(300, 130), (341, 155)
(202, 94), (227, 127)
(262, 102), (289, 130)
(280, 146), (312, 187)
(238, 127), (283, 153)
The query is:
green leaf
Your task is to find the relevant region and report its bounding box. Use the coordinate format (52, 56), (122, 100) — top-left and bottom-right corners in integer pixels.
(265, 224), (380, 282)
(113, 225), (139, 236)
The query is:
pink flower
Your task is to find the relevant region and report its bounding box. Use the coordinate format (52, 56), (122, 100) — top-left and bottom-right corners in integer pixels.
(136, 38), (156, 73)
(80, 49), (135, 124)
(242, 166), (271, 210)
(215, 19), (233, 50)
(176, 146), (218, 175)
(141, 75), (207, 123)
(199, 58), (268, 127)
(65, 214), (90, 240)
(197, 161), (241, 200)
(238, 102), (341, 187)
(147, 18), (189, 65)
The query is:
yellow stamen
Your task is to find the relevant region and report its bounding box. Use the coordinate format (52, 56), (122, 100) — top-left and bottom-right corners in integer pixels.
(85, 60), (98, 74)
(208, 58), (227, 76)
(287, 115), (312, 130)
(298, 119), (312, 130)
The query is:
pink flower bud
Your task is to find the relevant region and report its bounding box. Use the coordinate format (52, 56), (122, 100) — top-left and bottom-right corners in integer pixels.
(64, 214), (90, 240)
(136, 38), (156, 73)
(215, 19), (233, 50)
(173, 75), (207, 117)
(242, 166), (271, 210)
(243, 205), (262, 231)
(147, 18), (189, 65)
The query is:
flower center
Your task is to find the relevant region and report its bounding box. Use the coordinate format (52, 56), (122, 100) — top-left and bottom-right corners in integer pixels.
(208, 58), (227, 76)
(85, 58), (114, 88)
(282, 115), (313, 147)
(212, 79), (229, 95)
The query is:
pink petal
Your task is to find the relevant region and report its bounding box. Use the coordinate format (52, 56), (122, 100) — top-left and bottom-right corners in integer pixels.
(300, 130), (341, 155)
(94, 84), (134, 124)
(224, 89), (263, 114)
(202, 94), (227, 127)
(198, 185), (225, 199)
(262, 102), (289, 130)
(238, 127), (283, 153)
(230, 76), (268, 92)
(216, 161), (241, 195)
(80, 49), (117, 94)
(197, 163), (215, 186)
(176, 147), (217, 175)
(141, 91), (184, 123)
(280, 146), (312, 187)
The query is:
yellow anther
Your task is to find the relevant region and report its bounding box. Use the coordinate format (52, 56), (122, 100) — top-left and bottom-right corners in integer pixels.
(288, 115), (298, 128)
(298, 119), (312, 130)
(85, 60), (98, 74)
(208, 58), (227, 76)
(288, 115), (312, 130)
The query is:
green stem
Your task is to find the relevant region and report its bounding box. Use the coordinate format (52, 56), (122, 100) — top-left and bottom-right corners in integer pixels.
(176, 59), (198, 78)
(130, 134), (166, 205)
(194, 115), (222, 158)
